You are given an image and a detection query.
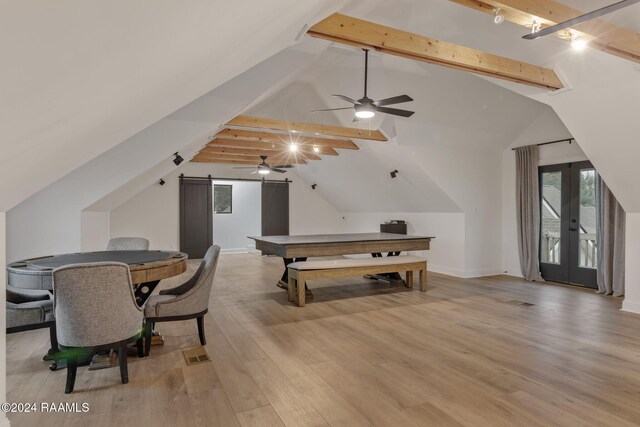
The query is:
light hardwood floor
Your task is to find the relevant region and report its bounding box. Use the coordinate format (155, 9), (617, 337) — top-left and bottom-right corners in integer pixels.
(7, 253), (640, 426)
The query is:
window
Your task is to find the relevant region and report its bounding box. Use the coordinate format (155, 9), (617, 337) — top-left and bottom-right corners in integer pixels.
(214, 185), (232, 214)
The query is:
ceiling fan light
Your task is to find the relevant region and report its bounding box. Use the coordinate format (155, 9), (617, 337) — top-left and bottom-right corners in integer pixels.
(258, 169), (270, 175)
(355, 110), (375, 119)
(355, 104), (375, 119)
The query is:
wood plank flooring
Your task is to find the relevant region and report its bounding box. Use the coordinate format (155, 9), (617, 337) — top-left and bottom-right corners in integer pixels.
(6, 253), (640, 426)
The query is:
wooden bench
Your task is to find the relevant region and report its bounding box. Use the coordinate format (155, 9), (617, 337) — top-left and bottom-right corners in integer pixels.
(287, 256), (427, 307)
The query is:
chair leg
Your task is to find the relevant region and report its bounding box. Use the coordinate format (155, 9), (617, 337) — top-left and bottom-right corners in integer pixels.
(144, 321), (153, 357)
(119, 342), (129, 384)
(419, 266), (427, 292)
(197, 316), (206, 346)
(65, 358), (78, 394)
(136, 336), (144, 358)
(44, 322), (60, 361)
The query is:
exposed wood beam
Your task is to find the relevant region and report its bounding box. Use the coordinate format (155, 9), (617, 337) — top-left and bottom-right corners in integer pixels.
(450, 0), (640, 62)
(216, 129), (359, 150)
(226, 115), (387, 141)
(307, 13), (564, 90)
(200, 146), (322, 161)
(207, 139), (339, 156)
(194, 153), (308, 164)
(191, 158), (259, 165)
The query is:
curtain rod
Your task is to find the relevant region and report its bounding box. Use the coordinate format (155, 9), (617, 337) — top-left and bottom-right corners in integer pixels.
(511, 138), (574, 150)
(179, 174), (292, 183)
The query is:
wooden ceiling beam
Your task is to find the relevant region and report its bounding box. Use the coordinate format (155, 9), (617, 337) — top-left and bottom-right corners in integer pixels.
(307, 13), (564, 90)
(226, 115), (387, 141)
(206, 139), (339, 156)
(190, 158), (259, 165)
(215, 129), (359, 150)
(200, 145), (322, 160)
(449, 0), (640, 62)
(194, 152), (308, 164)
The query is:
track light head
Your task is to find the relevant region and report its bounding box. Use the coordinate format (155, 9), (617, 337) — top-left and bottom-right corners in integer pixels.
(173, 152), (184, 166)
(311, 184), (317, 190)
(390, 170), (398, 179)
(493, 8), (504, 24)
(159, 179), (165, 186)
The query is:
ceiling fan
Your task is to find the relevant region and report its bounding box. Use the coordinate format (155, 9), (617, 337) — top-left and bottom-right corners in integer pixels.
(233, 155), (293, 174)
(523, 0), (640, 40)
(312, 49), (415, 120)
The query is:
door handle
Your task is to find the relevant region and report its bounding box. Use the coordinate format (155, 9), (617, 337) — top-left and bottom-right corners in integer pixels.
(569, 226), (578, 231)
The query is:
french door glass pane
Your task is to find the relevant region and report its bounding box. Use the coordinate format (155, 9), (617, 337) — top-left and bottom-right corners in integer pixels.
(541, 171), (561, 264)
(579, 169), (597, 269)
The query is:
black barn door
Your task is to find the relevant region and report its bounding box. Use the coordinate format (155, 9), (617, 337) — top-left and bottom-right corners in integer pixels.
(261, 181), (289, 236)
(180, 178), (213, 259)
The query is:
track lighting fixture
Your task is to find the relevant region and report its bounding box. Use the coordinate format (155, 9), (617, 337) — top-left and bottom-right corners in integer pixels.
(173, 152), (184, 166)
(390, 170), (398, 179)
(313, 145), (320, 153)
(159, 179), (165, 186)
(531, 20), (542, 34)
(311, 184), (317, 190)
(289, 143), (298, 152)
(493, 8), (504, 24)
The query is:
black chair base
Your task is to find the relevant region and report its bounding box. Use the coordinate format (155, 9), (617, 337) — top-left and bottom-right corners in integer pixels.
(144, 310), (208, 357)
(59, 333), (143, 394)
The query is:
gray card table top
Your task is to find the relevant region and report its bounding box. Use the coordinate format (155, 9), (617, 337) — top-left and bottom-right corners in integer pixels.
(7, 250), (188, 290)
(249, 233), (433, 258)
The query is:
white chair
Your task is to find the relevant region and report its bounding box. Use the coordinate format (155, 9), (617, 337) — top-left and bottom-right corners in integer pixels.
(52, 262), (144, 393)
(107, 237), (149, 251)
(143, 245), (220, 356)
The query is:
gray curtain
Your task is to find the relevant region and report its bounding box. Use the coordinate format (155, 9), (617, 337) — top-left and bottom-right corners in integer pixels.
(515, 146), (544, 281)
(595, 174), (625, 296)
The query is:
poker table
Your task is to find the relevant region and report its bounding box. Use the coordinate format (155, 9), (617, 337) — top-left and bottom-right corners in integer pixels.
(7, 250), (188, 305)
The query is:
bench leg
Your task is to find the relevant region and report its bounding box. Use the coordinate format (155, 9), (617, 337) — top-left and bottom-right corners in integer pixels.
(419, 266), (427, 292)
(288, 274), (296, 302)
(406, 270), (414, 289)
(297, 273), (306, 307)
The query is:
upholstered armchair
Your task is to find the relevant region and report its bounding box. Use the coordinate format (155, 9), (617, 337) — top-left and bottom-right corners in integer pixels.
(6, 286), (58, 359)
(52, 262), (144, 393)
(143, 245), (220, 356)
(107, 237), (150, 251)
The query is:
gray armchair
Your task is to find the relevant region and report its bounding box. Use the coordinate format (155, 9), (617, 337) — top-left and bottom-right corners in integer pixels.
(143, 245), (220, 356)
(6, 286), (58, 359)
(107, 237), (149, 251)
(52, 262), (144, 393)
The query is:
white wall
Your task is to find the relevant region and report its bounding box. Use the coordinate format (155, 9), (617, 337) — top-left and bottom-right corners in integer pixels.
(110, 162), (344, 252)
(0, 212), (6, 418)
(80, 211), (110, 252)
(342, 212), (466, 276)
(212, 180), (261, 253)
(623, 213), (640, 314)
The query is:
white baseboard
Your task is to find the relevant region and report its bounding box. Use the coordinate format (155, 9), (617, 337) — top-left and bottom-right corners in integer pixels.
(621, 299), (640, 315)
(428, 265), (502, 279)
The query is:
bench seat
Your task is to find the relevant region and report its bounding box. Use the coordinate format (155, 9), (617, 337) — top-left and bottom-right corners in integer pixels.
(287, 256), (427, 306)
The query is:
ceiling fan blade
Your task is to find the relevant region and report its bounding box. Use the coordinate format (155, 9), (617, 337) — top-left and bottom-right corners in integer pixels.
(332, 94), (358, 104)
(523, 0), (640, 40)
(233, 166), (259, 169)
(375, 106), (415, 117)
(272, 165), (294, 169)
(250, 170), (259, 174)
(271, 168), (287, 173)
(311, 107), (354, 112)
(374, 95), (413, 106)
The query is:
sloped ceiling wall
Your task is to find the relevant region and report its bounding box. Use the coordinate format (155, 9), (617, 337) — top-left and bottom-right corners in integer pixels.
(0, 0), (341, 211)
(6, 41), (330, 262)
